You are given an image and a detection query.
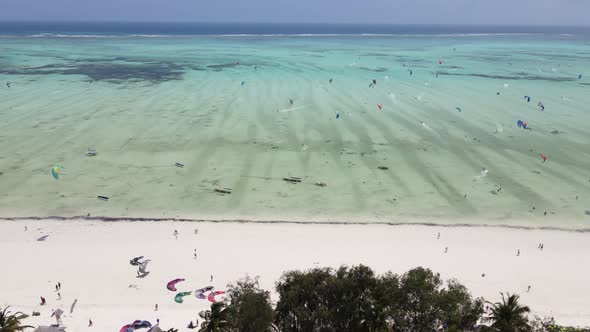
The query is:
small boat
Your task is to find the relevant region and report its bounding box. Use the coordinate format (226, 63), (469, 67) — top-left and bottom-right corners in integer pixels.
(283, 177), (302, 183)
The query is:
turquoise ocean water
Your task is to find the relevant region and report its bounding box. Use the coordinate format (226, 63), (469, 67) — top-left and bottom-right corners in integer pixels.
(0, 24), (589, 226)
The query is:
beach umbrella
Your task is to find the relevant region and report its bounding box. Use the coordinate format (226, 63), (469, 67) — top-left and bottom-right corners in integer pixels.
(34, 327), (66, 332)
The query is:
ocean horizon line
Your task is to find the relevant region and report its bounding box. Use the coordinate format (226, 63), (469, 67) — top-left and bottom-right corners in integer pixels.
(1, 21), (589, 37)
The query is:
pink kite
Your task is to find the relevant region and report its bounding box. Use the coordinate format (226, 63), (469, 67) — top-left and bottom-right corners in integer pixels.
(207, 290), (226, 303)
(377, 103), (382, 110)
(167, 278), (185, 292)
(539, 153), (547, 162)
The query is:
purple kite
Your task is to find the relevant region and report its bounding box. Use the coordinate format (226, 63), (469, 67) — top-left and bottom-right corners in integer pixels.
(195, 286), (215, 300)
(167, 278), (185, 292)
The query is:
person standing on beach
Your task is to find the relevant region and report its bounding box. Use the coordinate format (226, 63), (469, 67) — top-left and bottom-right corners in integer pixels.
(437, 232), (440, 239)
(527, 285), (531, 292)
(517, 249), (520, 256)
(444, 247), (448, 253)
(194, 249), (197, 259)
(155, 304), (158, 311)
(58, 282), (61, 290)
(57, 292), (61, 300)
(88, 319), (93, 327)
(210, 275), (213, 282)
(173, 230), (178, 240)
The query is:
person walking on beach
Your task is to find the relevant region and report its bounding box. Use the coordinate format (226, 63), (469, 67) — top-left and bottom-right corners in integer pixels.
(437, 232), (440, 240)
(155, 304), (158, 311)
(444, 247), (448, 253)
(210, 275), (213, 282)
(88, 319), (93, 327)
(58, 282), (61, 290)
(527, 285), (531, 292)
(194, 249), (197, 259)
(173, 230), (178, 240)
(57, 292), (61, 300)
(517, 249), (520, 256)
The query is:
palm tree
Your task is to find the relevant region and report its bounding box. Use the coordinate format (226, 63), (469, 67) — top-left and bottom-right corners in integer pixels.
(0, 306), (33, 332)
(199, 302), (228, 332)
(485, 293), (531, 332)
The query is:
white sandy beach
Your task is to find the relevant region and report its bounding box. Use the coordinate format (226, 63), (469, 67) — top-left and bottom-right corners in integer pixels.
(1, 219), (589, 331)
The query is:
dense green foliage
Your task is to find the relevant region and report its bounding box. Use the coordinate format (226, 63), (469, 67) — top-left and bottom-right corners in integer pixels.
(485, 293), (531, 332)
(0, 307), (32, 332)
(224, 276), (275, 332)
(194, 266), (588, 332)
(274, 265), (484, 332)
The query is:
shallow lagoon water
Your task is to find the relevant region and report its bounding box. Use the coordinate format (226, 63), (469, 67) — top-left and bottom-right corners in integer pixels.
(1, 33), (589, 226)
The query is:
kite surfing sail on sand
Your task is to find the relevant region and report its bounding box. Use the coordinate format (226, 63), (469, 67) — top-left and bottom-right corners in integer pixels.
(167, 278), (185, 291)
(120, 320), (152, 332)
(195, 286), (215, 299)
(207, 290), (226, 303)
(138, 260), (151, 274)
(174, 291), (192, 303)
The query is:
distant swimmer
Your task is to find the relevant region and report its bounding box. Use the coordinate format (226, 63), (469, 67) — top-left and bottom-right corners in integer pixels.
(537, 102), (545, 111)
(579, 74), (582, 79)
(456, 107), (462, 112)
(289, 98), (294, 105)
(336, 112), (340, 119)
(372, 79), (377, 85)
(329, 78), (333, 83)
(409, 70), (413, 76)
(524, 95), (531, 102)
(6, 82), (11, 88)
(254, 66), (258, 70)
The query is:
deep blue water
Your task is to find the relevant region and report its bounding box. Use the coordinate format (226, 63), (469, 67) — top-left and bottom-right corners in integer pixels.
(0, 22), (589, 36)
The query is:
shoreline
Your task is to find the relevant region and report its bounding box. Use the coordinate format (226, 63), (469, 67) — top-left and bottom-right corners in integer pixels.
(1, 215), (590, 232)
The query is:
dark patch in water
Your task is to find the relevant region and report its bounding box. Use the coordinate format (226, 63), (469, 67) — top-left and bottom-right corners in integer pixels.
(439, 65), (464, 69)
(206, 62), (241, 70)
(436, 71), (577, 82)
(0, 61), (186, 83)
(579, 83), (590, 86)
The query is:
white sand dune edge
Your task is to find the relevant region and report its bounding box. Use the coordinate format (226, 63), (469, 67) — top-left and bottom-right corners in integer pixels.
(1, 219), (589, 331)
